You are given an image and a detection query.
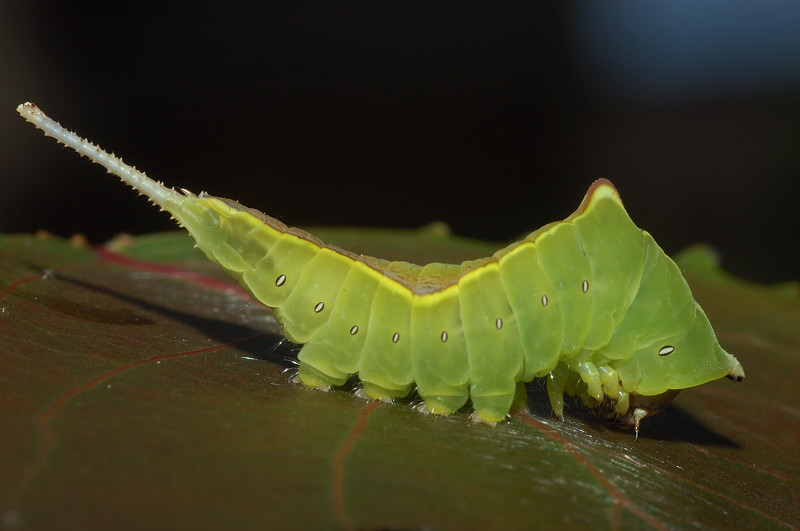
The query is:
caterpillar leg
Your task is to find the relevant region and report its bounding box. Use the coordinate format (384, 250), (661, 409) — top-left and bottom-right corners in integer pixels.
(575, 361), (603, 402)
(469, 395), (513, 425)
(469, 381), (522, 425)
(296, 361), (349, 390)
(297, 344), (351, 390)
(546, 363), (569, 420)
(417, 387), (469, 416)
(510, 381), (530, 414)
(596, 364), (620, 398)
(594, 365), (631, 416)
(614, 390), (630, 416)
(357, 381), (414, 403)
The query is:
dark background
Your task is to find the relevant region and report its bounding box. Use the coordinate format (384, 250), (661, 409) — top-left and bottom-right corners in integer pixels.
(1, 3), (798, 282)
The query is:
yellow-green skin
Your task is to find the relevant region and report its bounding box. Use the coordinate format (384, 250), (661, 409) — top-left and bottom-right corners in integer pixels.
(18, 102), (745, 432)
(177, 180), (744, 426)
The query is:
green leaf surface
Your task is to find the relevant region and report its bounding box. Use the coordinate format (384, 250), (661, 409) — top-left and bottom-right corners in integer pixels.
(1, 231), (798, 530)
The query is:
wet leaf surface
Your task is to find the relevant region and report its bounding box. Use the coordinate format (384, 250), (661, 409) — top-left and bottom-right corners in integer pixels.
(1, 231), (798, 530)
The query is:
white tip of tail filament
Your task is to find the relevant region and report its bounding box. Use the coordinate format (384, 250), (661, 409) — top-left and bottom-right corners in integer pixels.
(17, 102), (182, 209)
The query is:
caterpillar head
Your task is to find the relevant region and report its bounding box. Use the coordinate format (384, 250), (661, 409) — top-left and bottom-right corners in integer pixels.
(585, 304), (742, 437)
(609, 303), (744, 434)
(615, 303), (744, 393)
(590, 230), (745, 433)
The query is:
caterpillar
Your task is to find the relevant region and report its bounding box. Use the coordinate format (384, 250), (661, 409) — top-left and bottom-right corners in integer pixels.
(17, 102), (744, 437)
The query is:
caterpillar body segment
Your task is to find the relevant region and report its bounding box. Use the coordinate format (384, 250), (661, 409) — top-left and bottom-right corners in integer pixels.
(458, 261), (524, 423)
(18, 102), (745, 435)
(410, 283), (470, 415)
(498, 242), (563, 381)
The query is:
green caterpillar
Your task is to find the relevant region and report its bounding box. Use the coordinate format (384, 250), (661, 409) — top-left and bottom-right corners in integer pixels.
(17, 102), (744, 436)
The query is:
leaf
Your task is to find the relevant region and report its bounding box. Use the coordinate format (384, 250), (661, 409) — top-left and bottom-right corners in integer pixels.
(1, 231), (798, 530)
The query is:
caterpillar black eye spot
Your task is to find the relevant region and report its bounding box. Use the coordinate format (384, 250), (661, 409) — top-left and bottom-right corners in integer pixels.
(658, 345), (675, 356)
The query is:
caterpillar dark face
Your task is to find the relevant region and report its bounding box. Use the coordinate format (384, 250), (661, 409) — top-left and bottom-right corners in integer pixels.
(17, 102), (745, 437)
